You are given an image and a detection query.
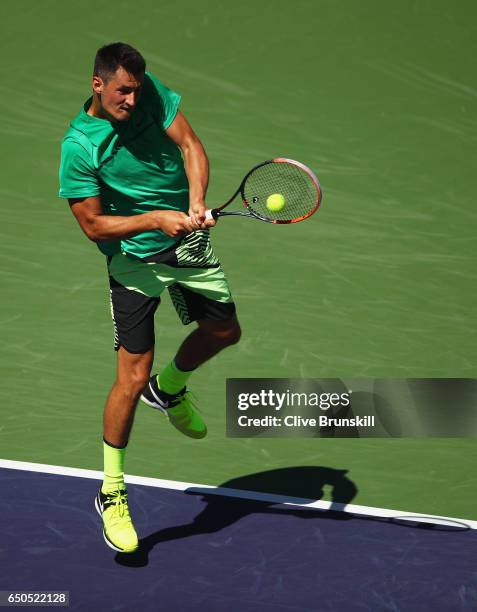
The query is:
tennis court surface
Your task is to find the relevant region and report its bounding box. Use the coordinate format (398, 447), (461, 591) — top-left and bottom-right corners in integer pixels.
(2, 462), (476, 611)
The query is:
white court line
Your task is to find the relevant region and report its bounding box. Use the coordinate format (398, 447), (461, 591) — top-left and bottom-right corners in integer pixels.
(1, 458), (476, 529)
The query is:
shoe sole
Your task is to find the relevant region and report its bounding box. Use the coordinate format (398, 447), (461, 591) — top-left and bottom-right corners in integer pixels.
(94, 495), (138, 554)
(140, 393), (169, 416)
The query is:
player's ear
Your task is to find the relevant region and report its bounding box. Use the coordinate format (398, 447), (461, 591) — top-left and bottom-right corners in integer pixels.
(92, 75), (104, 94)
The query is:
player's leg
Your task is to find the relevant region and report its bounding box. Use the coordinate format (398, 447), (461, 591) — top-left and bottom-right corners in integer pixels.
(97, 347), (154, 554)
(141, 314), (240, 439)
(141, 318), (240, 440)
(97, 259), (161, 553)
(174, 314), (241, 371)
(103, 346), (155, 448)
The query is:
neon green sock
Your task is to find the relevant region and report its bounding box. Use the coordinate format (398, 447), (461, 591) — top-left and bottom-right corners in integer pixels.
(158, 360), (193, 395)
(101, 439), (126, 493)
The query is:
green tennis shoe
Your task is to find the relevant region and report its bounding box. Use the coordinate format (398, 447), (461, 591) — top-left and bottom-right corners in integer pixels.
(95, 487), (139, 553)
(140, 376), (207, 439)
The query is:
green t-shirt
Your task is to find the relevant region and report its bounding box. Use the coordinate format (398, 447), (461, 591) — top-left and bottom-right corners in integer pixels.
(59, 72), (189, 257)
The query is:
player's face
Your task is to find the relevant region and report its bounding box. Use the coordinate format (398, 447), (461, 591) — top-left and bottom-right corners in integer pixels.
(93, 67), (143, 122)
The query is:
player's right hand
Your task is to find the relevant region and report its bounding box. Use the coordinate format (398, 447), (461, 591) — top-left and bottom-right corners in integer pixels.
(153, 210), (201, 237)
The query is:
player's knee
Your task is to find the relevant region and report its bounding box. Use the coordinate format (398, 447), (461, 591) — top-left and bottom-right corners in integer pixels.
(199, 317), (241, 349)
(118, 366), (150, 394)
(225, 322), (241, 346)
(131, 369), (151, 391)
(213, 322), (241, 348)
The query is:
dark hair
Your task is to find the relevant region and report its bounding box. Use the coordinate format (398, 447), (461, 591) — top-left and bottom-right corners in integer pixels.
(93, 42), (146, 82)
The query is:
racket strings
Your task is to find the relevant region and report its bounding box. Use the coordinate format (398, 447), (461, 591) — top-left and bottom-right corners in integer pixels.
(242, 162), (319, 222)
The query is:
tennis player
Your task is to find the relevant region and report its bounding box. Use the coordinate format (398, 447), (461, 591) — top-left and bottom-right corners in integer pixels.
(59, 43), (241, 553)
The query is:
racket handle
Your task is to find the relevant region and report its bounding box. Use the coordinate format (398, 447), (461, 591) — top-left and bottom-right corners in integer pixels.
(186, 209), (219, 225)
(205, 209), (219, 221)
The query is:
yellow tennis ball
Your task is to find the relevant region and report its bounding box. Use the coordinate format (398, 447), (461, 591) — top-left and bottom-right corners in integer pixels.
(266, 193), (286, 212)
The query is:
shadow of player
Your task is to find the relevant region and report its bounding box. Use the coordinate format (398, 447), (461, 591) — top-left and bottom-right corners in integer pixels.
(115, 465), (357, 567)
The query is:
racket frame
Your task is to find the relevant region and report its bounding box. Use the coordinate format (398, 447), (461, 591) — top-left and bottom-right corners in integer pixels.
(208, 157), (322, 224)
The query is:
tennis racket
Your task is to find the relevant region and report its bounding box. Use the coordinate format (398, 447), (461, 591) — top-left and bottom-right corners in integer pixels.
(205, 158), (322, 224)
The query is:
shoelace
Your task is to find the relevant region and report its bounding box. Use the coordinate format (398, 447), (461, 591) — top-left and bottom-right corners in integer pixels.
(184, 390), (202, 413)
(105, 489), (132, 523)
(170, 391), (203, 418)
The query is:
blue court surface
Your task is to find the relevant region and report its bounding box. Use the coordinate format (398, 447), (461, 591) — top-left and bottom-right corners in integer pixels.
(1, 467), (476, 611)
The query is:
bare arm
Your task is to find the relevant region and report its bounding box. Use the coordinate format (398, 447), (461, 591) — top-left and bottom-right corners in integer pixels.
(165, 111), (213, 226)
(69, 196), (199, 242)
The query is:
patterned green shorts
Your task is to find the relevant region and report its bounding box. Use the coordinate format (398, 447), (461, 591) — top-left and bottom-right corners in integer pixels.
(107, 231), (236, 353)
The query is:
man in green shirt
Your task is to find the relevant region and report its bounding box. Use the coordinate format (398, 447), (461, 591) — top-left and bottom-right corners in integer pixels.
(59, 43), (241, 554)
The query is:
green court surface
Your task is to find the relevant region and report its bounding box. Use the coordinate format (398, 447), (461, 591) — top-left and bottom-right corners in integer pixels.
(0, 1), (475, 519)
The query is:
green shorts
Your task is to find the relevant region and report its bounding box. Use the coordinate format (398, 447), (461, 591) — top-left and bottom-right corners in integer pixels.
(107, 231), (236, 353)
